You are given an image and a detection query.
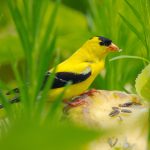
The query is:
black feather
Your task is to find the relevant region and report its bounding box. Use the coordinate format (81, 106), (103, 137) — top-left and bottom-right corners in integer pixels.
(6, 88), (20, 95)
(98, 36), (112, 46)
(0, 97), (20, 109)
(3, 70), (91, 109)
(41, 70), (91, 89)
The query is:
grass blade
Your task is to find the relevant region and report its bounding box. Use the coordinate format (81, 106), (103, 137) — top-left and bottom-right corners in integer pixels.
(7, 0), (31, 53)
(40, 0), (60, 52)
(0, 87), (12, 120)
(110, 55), (150, 63)
(119, 13), (145, 46)
(45, 82), (72, 123)
(125, 0), (143, 25)
(32, 34), (57, 107)
(35, 50), (59, 120)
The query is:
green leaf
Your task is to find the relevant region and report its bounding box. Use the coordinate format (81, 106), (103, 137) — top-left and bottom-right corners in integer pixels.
(0, 121), (100, 150)
(135, 63), (150, 101)
(110, 55), (150, 63)
(119, 13), (145, 45)
(124, 0), (143, 25)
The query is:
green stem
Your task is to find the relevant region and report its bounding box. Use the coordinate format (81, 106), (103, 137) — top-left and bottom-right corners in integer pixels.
(110, 55), (150, 63)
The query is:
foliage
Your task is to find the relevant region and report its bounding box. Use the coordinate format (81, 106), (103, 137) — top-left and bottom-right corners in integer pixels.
(135, 63), (150, 101)
(0, 0), (149, 149)
(88, 0), (150, 92)
(0, 0), (99, 150)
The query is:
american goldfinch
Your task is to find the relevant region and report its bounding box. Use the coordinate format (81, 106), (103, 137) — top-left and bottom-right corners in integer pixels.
(2, 36), (119, 109)
(42, 36), (119, 100)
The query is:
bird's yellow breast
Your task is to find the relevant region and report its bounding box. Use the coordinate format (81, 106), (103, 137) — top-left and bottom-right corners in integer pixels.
(48, 60), (104, 100)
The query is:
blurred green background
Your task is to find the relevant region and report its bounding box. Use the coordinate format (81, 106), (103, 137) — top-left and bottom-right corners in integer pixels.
(0, 0), (149, 150)
(0, 0), (149, 91)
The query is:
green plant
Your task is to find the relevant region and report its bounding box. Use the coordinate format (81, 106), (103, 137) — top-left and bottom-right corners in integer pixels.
(0, 0), (99, 150)
(87, 0), (149, 92)
(87, 0), (150, 148)
(0, 0), (149, 149)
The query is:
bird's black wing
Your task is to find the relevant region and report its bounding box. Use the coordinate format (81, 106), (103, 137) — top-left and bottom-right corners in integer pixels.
(6, 88), (20, 95)
(6, 70), (91, 94)
(2, 69), (91, 109)
(0, 97), (20, 109)
(41, 69), (92, 89)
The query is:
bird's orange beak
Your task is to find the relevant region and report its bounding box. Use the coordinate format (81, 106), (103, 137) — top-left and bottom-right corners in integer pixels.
(107, 43), (120, 52)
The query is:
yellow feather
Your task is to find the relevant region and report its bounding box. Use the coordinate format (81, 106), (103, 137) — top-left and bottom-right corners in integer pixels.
(49, 61), (104, 99)
(48, 36), (119, 100)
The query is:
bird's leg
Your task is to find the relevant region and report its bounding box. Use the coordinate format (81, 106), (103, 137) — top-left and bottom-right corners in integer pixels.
(64, 89), (99, 107)
(80, 88), (99, 97)
(63, 96), (87, 114)
(67, 96), (87, 107)
(63, 95), (87, 107)
(63, 89), (99, 112)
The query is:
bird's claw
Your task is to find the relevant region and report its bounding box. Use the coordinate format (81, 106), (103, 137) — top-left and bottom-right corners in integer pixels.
(64, 89), (98, 107)
(67, 97), (87, 107)
(63, 96), (87, 114)
(80, 89), (99, 97)
(63, 89), (99, 114)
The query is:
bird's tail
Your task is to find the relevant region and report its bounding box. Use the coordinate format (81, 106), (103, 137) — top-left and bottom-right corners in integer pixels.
(0, 88), (20, 118)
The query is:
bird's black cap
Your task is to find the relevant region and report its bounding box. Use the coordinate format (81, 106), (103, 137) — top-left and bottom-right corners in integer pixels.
(98, 36), (112, 46)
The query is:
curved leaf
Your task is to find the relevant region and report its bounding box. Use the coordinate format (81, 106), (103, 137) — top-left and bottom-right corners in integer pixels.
(135, 64), (150, 101)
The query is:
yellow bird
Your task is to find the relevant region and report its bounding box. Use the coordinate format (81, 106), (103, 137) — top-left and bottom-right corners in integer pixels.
(41, 36), (119, 103)
(2, 36), (119, 109)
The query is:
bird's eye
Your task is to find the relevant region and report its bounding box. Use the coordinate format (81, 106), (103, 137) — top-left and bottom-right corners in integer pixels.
(99, 41), (104, 46)
(98, 36), (112, 46)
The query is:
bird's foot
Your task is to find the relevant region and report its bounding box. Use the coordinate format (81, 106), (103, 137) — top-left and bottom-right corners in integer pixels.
(64, 89), (98, 107)
(68, 97), (87, 107)
(63, 89), (99, 114)
(63, 96), (87, 114)
(80, 88), (99, 97)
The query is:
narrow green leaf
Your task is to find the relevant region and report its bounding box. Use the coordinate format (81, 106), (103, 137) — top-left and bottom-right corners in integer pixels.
(7, 0), (31, 53)
(125, 0), (143, 25)
(33, 34), (57, 106)
(11, 63), (30, 114)
(45, 82), (72, 123)
(119, 13), (145, 46)
(0, 87), (12, 119)
(110, 55), (150, 63)
(40, 0), (60, 52)
(35, 51), (59, 119)
(135, 63), (150, 101)
(31, 0), (48, 47)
